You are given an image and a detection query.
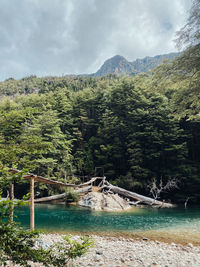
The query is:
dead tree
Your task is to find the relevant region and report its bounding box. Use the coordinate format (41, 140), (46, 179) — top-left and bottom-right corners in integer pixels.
(147, 177), (179, 201)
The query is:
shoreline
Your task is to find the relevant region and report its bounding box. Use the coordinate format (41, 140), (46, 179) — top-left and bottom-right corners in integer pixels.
(39, 228), (200, 247)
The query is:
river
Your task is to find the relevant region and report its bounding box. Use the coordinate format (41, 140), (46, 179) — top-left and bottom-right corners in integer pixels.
(15, 204), (200, 245)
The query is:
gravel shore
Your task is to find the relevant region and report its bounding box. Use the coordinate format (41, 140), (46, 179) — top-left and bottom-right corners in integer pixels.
(33, 234), (200, 267)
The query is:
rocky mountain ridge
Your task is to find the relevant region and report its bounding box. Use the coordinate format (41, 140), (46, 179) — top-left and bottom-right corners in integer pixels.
(93, 52), (181, 76)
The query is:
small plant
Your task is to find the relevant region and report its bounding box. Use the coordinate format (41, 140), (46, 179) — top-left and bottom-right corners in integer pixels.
(65, 188), (80, 203)
(46, 235), (94, 266)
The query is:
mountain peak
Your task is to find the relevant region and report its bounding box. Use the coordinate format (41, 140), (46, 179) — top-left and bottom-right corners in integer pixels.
(110, 55), (127, 61)
(94, 55), (136, 76)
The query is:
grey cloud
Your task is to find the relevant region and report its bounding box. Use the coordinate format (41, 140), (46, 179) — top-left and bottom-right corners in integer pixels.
(103, 0), (192, 61)
(0, 0), (191, 80)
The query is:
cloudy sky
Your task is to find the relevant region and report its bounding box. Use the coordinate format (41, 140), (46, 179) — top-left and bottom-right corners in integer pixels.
(0, 0), (191, 81)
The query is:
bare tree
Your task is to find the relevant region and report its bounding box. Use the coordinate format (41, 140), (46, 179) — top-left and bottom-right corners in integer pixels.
(175, 0), (200, 49)
(148, 177), (179, 201)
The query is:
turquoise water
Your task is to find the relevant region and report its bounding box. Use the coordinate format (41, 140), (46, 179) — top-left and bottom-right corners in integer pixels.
(15, 204), (200, 234)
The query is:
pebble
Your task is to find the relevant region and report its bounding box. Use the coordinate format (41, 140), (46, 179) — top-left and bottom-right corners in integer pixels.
(96, 249), (104, 255)
(93, 254), (102, 262)
(188, 243), (193, 248)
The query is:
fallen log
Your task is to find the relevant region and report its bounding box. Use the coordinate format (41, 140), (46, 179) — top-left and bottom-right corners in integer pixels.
(75, 185), (92, 194)
(78, 177), (104, 187)
(100, 181), (174, 208)
(34, 186), (92, 203)
(34, 193), (67, 203)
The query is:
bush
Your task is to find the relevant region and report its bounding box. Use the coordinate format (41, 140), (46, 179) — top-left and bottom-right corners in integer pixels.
(65, 188), (80, 203)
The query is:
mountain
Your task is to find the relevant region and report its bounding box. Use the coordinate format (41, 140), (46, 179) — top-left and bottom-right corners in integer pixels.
(93, 52), (181, 76)
(94, 55), (138, 76)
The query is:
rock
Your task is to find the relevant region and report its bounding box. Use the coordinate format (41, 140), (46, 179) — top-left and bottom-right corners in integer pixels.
(78, 192), (131, 211)
(142, 237), (148, 241)
(187, 243), (193, 248)
(35, 239), (53, 250)
(96, 249), (104, 255)
(121, 257), (125, 262)
(93, 254), (102, 262)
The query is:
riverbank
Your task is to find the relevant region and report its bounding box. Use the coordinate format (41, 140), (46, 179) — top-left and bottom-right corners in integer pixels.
(33, 233), (200, 267)
(5, 233), (200, 266)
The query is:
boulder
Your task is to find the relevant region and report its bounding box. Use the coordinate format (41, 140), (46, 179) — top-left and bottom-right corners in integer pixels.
(78, 192), (131, 211)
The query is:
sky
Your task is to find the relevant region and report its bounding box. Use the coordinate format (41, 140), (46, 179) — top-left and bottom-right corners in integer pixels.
(0, 0), (191, 81)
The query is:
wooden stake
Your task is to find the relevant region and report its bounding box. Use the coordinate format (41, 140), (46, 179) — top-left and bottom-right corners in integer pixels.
(30, 177), (35, 230)
(9, 183), (14, 222)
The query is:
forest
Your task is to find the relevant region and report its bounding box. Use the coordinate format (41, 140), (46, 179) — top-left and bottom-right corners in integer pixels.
(0, 43), (200, 204)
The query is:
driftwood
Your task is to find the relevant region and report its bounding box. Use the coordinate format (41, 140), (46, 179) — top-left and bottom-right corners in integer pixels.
(100, 180), (174, 208)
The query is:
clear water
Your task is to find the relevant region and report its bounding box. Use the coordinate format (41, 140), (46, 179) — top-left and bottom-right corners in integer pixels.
(15, 204), (200, 234)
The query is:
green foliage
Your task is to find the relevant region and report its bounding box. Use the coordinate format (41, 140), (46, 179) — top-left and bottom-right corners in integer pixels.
(0, 221), (44, 267)
(64, 188), (80, 203)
